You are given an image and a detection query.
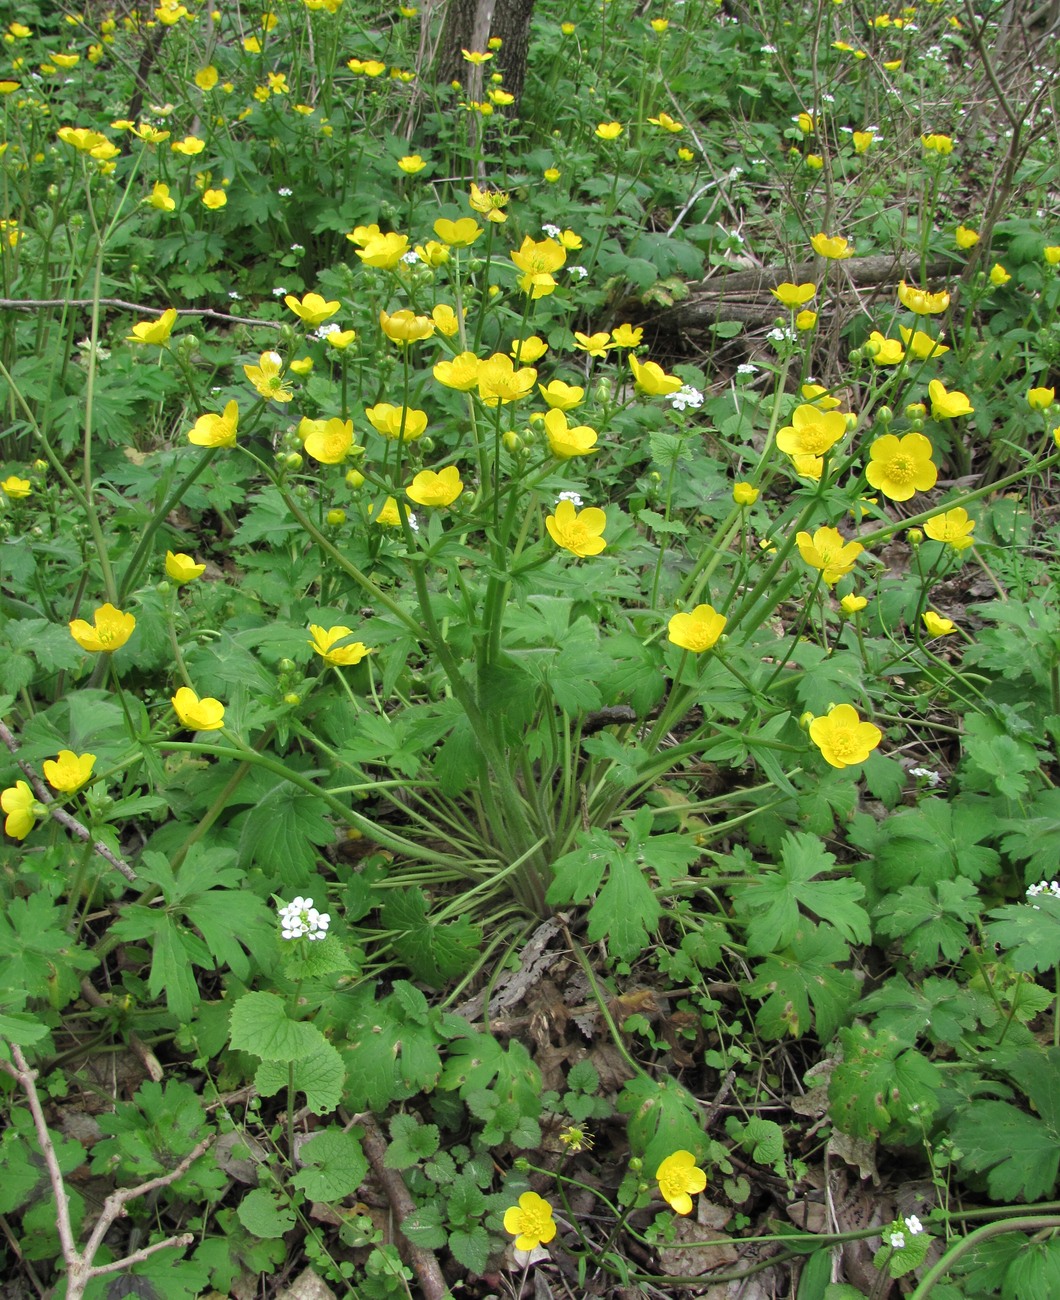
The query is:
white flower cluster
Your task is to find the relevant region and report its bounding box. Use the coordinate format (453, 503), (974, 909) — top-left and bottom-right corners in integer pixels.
(401, 249), (421, 264)
(278, 896), (330, 941)
(556, 490), (583, 507)
(316, 322), (341, 339)
(668, 384), (704, 411)
(767, 326), (796, 345)
(909, 766), (943, 787)
(542, 222), (561, 238)
(1027, 880), (1060, 908)
(567, 265), (588, 279)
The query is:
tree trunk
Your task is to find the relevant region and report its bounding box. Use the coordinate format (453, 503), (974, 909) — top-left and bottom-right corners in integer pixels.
(433, 0), (535, 106)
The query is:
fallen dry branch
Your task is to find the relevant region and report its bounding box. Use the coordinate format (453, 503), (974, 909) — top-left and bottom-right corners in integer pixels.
(649, 252), (961, 333)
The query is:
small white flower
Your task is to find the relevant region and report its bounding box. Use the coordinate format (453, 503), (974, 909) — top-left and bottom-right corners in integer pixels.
(736, 363), (757, 376)
(767, 326), (795, 345)
(278, 896), (331, 941)
(821, 93), (835, 103)
(401, 249), (421, 264)
(228, 290), (242, 301)
(278, 186), (293, 197)
(290, 242), (305, 253)
(904, 1215), (924, 1236)
(1027, 880), (1060, 908)
(761, 44), (777, 53)
(567, 265), (588, 279)
(909, 766), (943, 787)
(272, 286), (287, 296)
(890, 1232), (906, 1250)
(407, 512), (419, 532)
(316, 322), (340, 339)
(557, 490), (583, 507)
(542, 222), (561, 238)
(667, 384), (704, 411)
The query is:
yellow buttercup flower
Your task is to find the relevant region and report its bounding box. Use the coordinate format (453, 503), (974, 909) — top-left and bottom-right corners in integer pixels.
(546, 499), (607, 556)
(656, 1151), (707, 1215)
(840, 594), (868, 614)
(510, 235), (566, 299)
(865, 432), (937, 502)
(1045, 246), (1060, 265)
(503, 1192), (556, 1252)
(357, 231), (410, 268)
(776, 404), (847, 457)
(188, 400), (239, 446)
(398, 153), (426, 174)
(852, 130), (875, 153)
(924, 507), (975, 550)
(898, 326), (949, 359)
(303, 417), (354, 463)
(127, 307), (178, 345)
(165, 551), (206, 582)
(308, 625), (372, 666)
(325, 330), (357, 350)
(171, 135), (206, 156)
(195, 65), (219, 90)
(1, 781), (38, 840)
(595, 121), (623, 140)
(928, 379), (973, 419)
(43, 750), (96, 792)
(416, 241), (450, 268)
(629, 354), (682, 396)
(202, 188), (226, 210)
(796, 309), (818, 331)
(468, 181), (508, 222)
(667, 605), (726, 654)
(511, 335), (547, 363)
(648, 111), (683, 132)
(866, 331), (905, 365)
(147, 181), (176, 211)
(921, 133), (954, 154)
(544, 409), (598, 458)
(70, 603), (136, 653)
(379, 308), (434, 344)
(433, 216), (483, 247)
(610, 323), (643, 348)
(897, 280), (950, 315)
(771, 282), (816, 308)
(955, 224), (979, 249)
(733, 482), (758, 506)
(431, 304), (460, 337)
(1, 475), (32, 499)
(406, 465), (463, 507)
(285, 291), (340, 325)
(539, 379), (584, 410)
(809, 703), (882, 768)
(477, 354), (537, 405)
(365, 403), (428, 441)
(172, 686), (225, 731)
(922, 610), (956, 636)
(801, 384), (841, 410)
(811, 232), (852, 260)
(796, 527), (863, 585)
(573, 330), (611, 357)
(1027, 386), (1055, 411)
(433, 352), (480, 391)
(244, 352), (293, 402)
(989, 263), (1011, 286)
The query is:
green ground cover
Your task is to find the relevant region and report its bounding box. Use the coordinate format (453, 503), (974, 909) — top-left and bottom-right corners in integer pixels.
(2, 0), (1060, 1295)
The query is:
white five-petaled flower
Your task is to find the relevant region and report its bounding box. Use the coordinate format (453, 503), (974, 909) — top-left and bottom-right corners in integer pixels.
(904, 1215), (924, 1236)
(1027, 880), (1060, 908)
(557, 490), (583, 507)
(668, 384), (705, 411)
(278, 895), (331, 941)
(889, 1232), (906, 1250)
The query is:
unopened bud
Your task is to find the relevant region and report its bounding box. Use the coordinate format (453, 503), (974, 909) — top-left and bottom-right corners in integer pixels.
(908, 528), (923, 545)
(285, 452), (303, 470)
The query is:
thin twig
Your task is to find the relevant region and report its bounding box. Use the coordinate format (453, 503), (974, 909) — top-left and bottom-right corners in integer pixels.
(0, 297), (280, 329)
(0, 719), (138, 883)
(357, 1112), (453, 1300)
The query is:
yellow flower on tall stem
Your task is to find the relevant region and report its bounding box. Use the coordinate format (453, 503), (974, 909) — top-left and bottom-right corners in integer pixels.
(379, 308), (435, 345)
(365, 403), (427, 441)
(188, 400), (239, 446)
(546, 499), (607, 556)
(171, 686), (225, 730)
(923, 610), (957, 636)
(810, 232), (853, 260)
(897, 281), (950, 315)
(303, 417), (354, 463)
(809, 703), (882, 768)
(126, 307), (178, 345)
(406, 466), (463, 507)
(865, 432), (937, 501)
(165, 551), (206, 582)
(477, 354), (537, 405)
(308, 625), (373, 666)
(667, 605), (726, 653)
(502, 1192), (556, 1251)
(796, 528), (863, 585)
(771, 282), (816, 308)
(43, 751), (96, 792)
(1, 781), (38, 839)
(69, 603), (136, 652)
(927, 380), (973, 419)
(284, 291), (340, 325)
(544, 409), (598, 458)
(539, 379), (584, 410)
(656, 1151), (707, 1215)
(629, 355), (681, 396)
(924, 507), (975, 550)
(244, 352), (293, 402)
(776, 405), (847, 457)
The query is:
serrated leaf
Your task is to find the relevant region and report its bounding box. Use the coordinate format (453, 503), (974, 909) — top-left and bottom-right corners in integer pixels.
(449, 1225), (491, 1273)
(343, 985), (447, 1111)
(229, 991), (318, 1062)
(380, 888), (482, 986)
(950, 1099), (1060, 1200)
(401, 1203), (448, 1249)
(873, 877), (981, 968)
(751, 922), (858, 1040)
(238, 780), (335, 879)
(255, 1033), (345, 1114)
(385, 1114), (441, 1169)
(984, 894), (1060, 972)
(291, 1128), (367, 1200)
(733, 832), (869, 956)
(237, 1188), (296, 1239)
(829, 1024), (942, 1138)
(855, 974), (991, 1047)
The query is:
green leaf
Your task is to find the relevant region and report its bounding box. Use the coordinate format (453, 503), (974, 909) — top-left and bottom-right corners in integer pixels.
(255, 1033), (345, 1114)
(343, 983), (452, 1111)
(874, 1228), (933, 1278)
(385, 1114), (441, 1170)
(950, 1098), (1060, 1201)
(750, 922), (859, 1040)
(237, 1188), (297, 1239)
(229, 991), (320, 1062)
(961, 712), (1042, 799)
(999, 788), (1060, 880)
(984, 894), (1060, 972)
(855, 796), (1000, 890)
(732, 832), (869, 956)
(828, 1024), (942, 1138)
(448, 1224), (491, 1273)
(379, 888), (482, 986)
(725, 1115), (784, 1167)
(855, 975), (992, 1047)
(873, 877), (981, 968)
(238, 780), (336, 879)
(617, 1074), (712, 1176)
(291, 1128), (367, 1200)
(401, 1203), (448, 1250)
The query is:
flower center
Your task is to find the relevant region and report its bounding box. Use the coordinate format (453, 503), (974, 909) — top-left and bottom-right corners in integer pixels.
(888, 456), (915, 483)
(828, 727), (860, 760)
(800, 425), (830, 453)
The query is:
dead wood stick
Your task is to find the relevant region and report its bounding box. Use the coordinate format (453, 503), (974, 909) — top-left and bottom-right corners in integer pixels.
(357, 1112), (453, 1300)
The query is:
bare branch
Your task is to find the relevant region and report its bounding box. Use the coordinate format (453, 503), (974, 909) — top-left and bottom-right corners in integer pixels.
(0, 297), (280, 329)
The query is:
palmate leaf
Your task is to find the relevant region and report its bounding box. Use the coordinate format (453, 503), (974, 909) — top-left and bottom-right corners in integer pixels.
(855, 974), (993, 1047)
(984, 894), (1060, 972)
(379, 888), (482, 986)
(951, 1099), (1060, 1201)
(750, 921), (859, 1041)
(873, 877), (981, 968)
(828, 1024), (941, 1138)
(732, 832), (870, 957)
